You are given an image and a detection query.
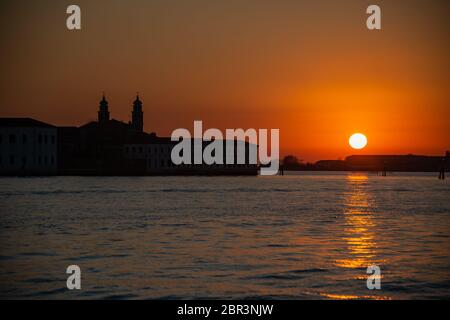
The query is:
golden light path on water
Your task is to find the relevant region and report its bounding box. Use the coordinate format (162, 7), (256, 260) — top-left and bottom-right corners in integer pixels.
(331, 174), (390, 300)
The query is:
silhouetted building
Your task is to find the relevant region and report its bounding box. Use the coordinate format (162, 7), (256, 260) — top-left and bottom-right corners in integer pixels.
(124, 139), (258, 175)
(57, 126), (80, 173)
(312, 155), (449, 172)
(0, 118), (57, 175)
(56, 94), (258, 175)
(98, 94), (110, 124)
(58, 94), (151, 175)
(131, 94), (143, 133)
(344, 155), (445, 172)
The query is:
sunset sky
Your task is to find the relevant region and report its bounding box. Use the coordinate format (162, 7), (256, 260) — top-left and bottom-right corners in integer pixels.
(0, 0), (448, 161)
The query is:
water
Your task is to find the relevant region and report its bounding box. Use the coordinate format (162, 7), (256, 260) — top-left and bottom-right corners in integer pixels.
(0, 172), (449, 299)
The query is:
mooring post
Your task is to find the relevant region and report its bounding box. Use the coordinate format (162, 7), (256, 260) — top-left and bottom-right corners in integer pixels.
(439, 151), (449, 180)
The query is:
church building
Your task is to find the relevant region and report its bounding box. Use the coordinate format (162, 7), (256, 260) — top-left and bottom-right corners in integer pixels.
(1, 95), (258, 176)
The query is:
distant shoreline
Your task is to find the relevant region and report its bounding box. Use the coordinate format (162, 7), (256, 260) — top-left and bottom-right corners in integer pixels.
(0, 170), (445, 178)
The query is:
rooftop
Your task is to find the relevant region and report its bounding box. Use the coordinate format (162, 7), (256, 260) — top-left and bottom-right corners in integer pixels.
(0, 118), (55, 128)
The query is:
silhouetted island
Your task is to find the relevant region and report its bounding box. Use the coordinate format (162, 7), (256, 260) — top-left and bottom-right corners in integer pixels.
(0, 95), (257, 176)
(281, 153), (450, 173)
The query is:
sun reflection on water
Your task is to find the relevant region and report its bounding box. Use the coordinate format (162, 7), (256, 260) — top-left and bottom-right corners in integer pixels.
(335, 174), (383, 269)
(320, 293), (391, 300)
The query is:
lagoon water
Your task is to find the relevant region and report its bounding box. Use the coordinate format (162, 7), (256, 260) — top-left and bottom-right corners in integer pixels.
(0, 172), (449, 299)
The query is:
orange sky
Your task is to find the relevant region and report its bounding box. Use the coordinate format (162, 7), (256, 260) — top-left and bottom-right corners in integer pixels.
(0, 0), (448, 161)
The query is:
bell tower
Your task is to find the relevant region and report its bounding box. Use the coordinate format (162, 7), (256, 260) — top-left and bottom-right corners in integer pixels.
(131, 93), (143, 132)
(98, 94), (110, 124)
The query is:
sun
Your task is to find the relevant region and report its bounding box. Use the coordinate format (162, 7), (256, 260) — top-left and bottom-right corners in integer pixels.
(349, 133), (367, 150)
